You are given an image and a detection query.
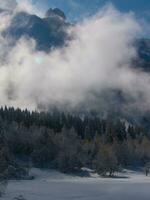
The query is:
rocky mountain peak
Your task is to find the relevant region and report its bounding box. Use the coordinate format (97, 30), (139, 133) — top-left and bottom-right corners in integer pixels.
(45, 8), (66, 20)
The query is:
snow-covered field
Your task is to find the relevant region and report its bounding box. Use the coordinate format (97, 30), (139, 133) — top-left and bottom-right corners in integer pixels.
(2, 168), (150, 200)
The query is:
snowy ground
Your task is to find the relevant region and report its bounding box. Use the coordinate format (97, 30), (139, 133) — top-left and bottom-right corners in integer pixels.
(2, 168), (150, 200)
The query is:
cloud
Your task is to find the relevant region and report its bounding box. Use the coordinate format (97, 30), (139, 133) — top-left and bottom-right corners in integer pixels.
(0, 4), (150, 114)
(15, 0), (43, 16)
(0, 0), (17, 10)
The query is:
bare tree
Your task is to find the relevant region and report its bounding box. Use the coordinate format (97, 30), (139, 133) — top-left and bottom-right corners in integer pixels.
(95, 145), (119, 177)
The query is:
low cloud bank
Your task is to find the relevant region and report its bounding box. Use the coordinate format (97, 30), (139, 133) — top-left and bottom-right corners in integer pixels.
(0, 2), (149, 114)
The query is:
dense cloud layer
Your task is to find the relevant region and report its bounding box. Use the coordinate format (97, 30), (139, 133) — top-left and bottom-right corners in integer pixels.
(0, 3), (149, 113)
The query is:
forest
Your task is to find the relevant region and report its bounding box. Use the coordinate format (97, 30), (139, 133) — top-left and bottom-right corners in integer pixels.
(0, 106), (150, 189)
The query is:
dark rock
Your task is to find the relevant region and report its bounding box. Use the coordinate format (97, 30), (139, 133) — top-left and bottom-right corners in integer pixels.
(45, 8), (66, 20)
(3, 10), (69, 51)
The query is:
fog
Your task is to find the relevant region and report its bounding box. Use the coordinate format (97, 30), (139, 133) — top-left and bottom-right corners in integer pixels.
(0, 1), (149, 113)
(0, 0), (17, 10)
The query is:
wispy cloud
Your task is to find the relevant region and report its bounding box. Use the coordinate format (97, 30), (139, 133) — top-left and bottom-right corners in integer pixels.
(15, 0), (43, 16)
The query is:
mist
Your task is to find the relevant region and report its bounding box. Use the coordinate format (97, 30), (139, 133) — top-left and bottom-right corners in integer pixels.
(0, 0), (17, 10)
(0, 2), (149, 114)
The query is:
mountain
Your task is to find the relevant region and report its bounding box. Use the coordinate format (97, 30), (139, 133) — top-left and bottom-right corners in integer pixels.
(135, 39), (150, 71)
(3, 10), (150, 64)
(2, 8), (150, 70)
(45, 8), (66, 20)
(3, 8), (70, 51)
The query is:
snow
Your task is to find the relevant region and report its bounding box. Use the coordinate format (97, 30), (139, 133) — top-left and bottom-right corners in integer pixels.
(2, 168), (150, 200)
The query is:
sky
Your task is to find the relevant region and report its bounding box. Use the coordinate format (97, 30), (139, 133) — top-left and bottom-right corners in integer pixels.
(27, 0), (150, 21)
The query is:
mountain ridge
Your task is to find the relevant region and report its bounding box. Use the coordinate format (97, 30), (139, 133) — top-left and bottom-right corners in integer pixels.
(3, 8), (70, 51)
(1, 8), (150, 69)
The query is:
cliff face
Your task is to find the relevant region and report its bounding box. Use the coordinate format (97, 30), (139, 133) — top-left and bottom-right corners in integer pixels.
(3, 8), (69, 51)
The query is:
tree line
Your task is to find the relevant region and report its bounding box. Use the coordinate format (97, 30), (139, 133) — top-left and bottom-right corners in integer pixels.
(0, 106), (150, 183)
